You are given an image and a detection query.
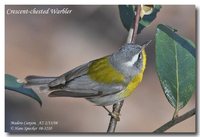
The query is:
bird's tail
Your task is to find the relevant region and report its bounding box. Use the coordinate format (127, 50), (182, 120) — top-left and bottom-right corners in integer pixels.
(24, 75), (56, 92)
(25, 75), (56, 85)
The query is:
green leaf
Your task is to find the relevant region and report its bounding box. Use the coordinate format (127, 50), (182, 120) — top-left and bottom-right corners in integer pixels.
(118, 5), (135, 32)
(118, 5), (161, 33)
(5, 74), (42, 106)
(155, 24), (195, 116)
(5, 74), (22, 88)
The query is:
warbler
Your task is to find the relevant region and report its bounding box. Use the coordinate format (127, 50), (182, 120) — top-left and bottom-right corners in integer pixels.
(25, 41), (151, 115)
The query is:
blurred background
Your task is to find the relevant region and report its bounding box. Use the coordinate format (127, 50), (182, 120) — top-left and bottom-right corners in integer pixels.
(5, 5), (196, 133)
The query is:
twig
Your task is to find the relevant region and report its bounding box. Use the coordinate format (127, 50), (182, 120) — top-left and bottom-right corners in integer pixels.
(126, 28), (134, 43)
(106, 5), (142, 133)
(107, 100), (124, 132)
(153, 108), (196, 133)
(131, 5), (141, 43)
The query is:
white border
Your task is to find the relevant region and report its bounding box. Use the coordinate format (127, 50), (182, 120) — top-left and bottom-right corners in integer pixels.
(1, 0), (199, 137)
(0, 1), (5, 137)
(1, 0), (200, 4)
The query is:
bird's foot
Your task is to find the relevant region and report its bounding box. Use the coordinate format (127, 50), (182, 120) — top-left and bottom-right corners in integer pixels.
(109, 111), (120, 121)
(103, 106), (120, 121)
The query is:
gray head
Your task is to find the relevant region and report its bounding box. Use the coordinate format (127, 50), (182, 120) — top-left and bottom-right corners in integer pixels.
(111, 40), (151, 65)
(116, 44), (143, 63)
(109, 40), (151, 81)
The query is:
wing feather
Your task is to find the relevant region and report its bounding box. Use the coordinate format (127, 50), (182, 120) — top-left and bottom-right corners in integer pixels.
(48, 57), (126, 98)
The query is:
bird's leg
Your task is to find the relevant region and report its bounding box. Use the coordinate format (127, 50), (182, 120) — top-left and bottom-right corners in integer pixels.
(103, 106), (120, 121)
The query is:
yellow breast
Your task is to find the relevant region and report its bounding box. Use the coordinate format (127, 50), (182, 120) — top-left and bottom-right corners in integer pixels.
(119, 50), (147, 98)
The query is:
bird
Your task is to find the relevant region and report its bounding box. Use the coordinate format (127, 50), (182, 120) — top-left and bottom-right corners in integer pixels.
(25, 40), (151, 120)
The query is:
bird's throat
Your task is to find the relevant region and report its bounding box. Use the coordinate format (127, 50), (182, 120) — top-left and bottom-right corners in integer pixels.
(119, 50), (147, 98)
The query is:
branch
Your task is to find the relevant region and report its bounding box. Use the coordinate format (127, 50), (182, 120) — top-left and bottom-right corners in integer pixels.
(126, 28), (133, 43)
(153, 108), (196, 133)
(107, 100), (124, 132)
(131, 5), (141, 43)
(107, 5), (142, 133)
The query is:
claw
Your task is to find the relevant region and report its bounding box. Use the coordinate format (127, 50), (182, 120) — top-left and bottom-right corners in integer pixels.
(103, 106), (120, 121)
(108, 111), (120, 121)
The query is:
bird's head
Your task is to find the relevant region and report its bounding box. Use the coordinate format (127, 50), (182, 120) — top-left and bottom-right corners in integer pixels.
(112, 40), (152, 67)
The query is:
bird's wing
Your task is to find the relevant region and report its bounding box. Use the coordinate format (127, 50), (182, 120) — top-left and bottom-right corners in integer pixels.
(48, 62), (91, 88)
(48, 57), (126, 98)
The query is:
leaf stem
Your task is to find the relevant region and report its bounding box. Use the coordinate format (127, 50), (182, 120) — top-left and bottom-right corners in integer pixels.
(131, 5), (141, 43)
(173, 109), (179, 119)
(153, 108), (196, 133)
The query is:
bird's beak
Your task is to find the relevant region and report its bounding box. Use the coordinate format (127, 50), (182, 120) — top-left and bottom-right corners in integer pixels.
(138, 40), (152, 54)
(141, 40), (152, 49)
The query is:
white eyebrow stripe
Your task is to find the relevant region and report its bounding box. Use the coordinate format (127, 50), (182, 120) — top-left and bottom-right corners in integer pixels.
(124, 53), (139, 67)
